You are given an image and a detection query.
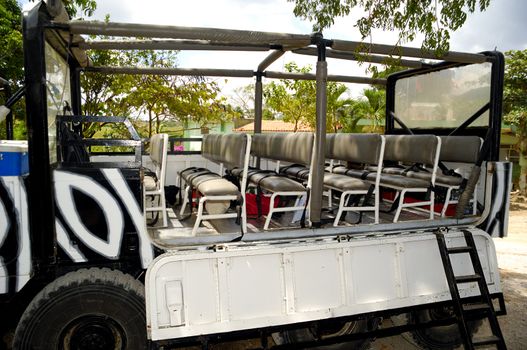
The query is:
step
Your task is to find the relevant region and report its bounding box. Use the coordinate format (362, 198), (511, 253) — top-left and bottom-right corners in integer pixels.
(472, 335), (501, 346)
(463, 302), (490, 312)
(447, 246), (473, 254)
(456, 274), (481, 283)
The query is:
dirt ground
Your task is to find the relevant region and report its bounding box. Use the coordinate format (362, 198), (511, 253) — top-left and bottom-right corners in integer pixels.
(370, 204), (527, 350)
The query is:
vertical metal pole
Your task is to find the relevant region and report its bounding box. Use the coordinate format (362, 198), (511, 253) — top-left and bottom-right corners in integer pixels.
(254, 74), (263, 168)
(310, 38), (327, 227)
(254, 74), (263, 134)
(23, 5), (57, 264)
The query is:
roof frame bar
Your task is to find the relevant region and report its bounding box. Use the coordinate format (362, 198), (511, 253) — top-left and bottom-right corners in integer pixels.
(330, 39), (489, 64)
(78, 39), (272, 52)
(293, 47), (427, 69)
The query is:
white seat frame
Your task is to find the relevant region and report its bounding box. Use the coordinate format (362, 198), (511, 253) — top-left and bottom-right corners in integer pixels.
(179, 135), (252, 236)
(325, 136), (385, 226)
(144, 133), (169, 227)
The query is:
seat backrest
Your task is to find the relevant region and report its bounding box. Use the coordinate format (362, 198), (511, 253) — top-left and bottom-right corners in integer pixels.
(201, 133), (248, 170)
(439, 136), (481, 163)
(384, 135), (439, 166)
(149, 133), (168, 185)
(251, 133), (314, 166)
(326, 133), (383, 165)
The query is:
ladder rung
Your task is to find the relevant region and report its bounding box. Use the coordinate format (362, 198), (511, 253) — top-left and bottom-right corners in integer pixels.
(472, 335), (501, 346)
(455, 274), (481, 283)
(447, 246), (473, 254)
(463, 302), (490, 312)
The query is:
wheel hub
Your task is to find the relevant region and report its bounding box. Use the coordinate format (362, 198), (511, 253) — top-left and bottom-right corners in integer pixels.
(62, 315), (125, 350)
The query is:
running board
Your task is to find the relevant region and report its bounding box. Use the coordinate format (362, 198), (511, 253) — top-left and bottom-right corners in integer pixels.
(145, 229), (501, 341)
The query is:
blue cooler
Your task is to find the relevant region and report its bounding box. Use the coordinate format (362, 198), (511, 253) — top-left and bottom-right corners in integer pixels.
(0, 140), (29, 176)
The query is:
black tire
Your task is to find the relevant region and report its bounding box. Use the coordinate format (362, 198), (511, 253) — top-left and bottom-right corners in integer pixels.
(409, 307), (482, 350)
(273, 318), (379, 350)
(13, 268), (146, 350)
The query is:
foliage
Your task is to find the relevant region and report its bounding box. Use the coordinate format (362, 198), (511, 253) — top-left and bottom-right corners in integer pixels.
(503, 50), (527, 193)
(348, 88), (385, 132)
(83, 46), (238, 140)
(232, 85), (274, 120)
(29, 0), (97, 18)
(0, 0), (25, 139)
(0, 0), (23, 83)
(264, 62), (351, 132)
(290, 0), (491, 53)
(264, 63), (316, 131)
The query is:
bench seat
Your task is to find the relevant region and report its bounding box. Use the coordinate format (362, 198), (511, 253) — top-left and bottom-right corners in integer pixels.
(369, 173), (431, 189)
(324, 173), (371, 191)
(178, 133), (251, 235)
(279, 165), (310, 181)
(406, 171), (463, 186)
(232, 168), (306, 192)
(196, 178), (239, 196)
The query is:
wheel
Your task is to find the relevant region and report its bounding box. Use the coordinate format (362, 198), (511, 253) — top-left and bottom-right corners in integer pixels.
(409, 307), (482, 350)
(272, 318), (379, 350)
(13, 268), (146, 350)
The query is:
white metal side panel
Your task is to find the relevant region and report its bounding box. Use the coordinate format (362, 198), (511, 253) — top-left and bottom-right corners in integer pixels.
(146, 229), (501, 341)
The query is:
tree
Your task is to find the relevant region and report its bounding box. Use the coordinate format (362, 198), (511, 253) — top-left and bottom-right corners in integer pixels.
(232, 85), (274, 120)
(264, 62), (350, 132)
(0, 0), (25, 139)
(503, 50), (527, 194)
(290, 0), (491, 53)
(348, 88), (385, 133)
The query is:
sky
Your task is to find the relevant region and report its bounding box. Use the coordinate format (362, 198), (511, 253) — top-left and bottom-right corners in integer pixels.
(23, 0), (527, 100)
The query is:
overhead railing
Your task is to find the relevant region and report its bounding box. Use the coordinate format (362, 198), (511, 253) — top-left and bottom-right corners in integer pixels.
(78, 39), (271, 52)
(84, 66), (255, 78)
(293, 47), (427, 68)
(330, 39), (489, 64)
(63, 20), (313, 48)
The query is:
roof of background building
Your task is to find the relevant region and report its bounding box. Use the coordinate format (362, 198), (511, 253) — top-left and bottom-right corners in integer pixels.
(234, 120), (313, 132)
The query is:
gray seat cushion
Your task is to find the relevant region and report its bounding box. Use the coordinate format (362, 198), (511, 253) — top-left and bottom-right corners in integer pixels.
(190, 172), (222, 188)
(324, 173), (371, 191)
(232, 167), (306, 192)
(180, 167), (211, 183)
(196, 178), (240, 196)
(371, 173), (430, 189)
(280, 165), (310, 180)
(406, 171), (463, 186)
(247, 171), (306, 192)
(331, 166), (371, 179)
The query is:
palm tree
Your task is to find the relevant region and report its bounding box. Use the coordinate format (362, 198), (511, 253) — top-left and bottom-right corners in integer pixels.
(349, 88), (386, 133)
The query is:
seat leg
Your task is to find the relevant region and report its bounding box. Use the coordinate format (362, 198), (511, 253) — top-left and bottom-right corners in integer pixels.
(393, 190), (406, 223)
(429, 190), (435, 220)
(333, 192), (347, 227)
(160, 190), (168, 227)
(192, 198), (205, 236)
(441, 187), (453, 217)
(374, 187), (380, 224)
(180, 185), (190, 216)
(264, 193), (277, 230)
(241, 196), (248, 234)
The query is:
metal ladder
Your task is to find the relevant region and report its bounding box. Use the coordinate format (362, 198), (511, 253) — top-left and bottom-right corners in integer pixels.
(435, 229), (507, 350)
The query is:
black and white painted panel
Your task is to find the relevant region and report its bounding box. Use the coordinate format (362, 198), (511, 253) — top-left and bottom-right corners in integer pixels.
(480, 161), (513, 238)
(54, 169), (154, 268)
(0, 177), (31, 295)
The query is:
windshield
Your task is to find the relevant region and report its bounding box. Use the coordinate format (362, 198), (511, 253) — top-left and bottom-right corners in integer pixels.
(45, 41), (71, 164)
(393, 62), (492, 130)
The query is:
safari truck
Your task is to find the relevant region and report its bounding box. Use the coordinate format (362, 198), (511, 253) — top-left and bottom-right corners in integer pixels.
(0, 0), (511, 349)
